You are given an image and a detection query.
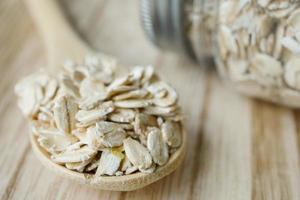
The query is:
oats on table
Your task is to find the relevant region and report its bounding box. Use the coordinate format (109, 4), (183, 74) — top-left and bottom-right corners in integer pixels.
(15, 54), (183, 176)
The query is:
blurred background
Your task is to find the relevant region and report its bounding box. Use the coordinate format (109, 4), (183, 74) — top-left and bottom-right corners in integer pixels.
(1, 0), (300, 199)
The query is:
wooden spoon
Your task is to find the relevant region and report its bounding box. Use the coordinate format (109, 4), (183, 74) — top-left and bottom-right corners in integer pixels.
(25, 0), (186, 191)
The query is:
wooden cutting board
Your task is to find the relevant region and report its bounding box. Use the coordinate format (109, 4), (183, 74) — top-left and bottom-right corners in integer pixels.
(0, 0), (299, 199)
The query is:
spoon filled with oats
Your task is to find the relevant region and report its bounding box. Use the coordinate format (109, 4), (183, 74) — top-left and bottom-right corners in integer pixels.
(15, 0), (186, 191)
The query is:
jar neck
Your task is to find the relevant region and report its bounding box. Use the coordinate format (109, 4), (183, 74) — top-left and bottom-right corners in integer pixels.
(140, 0), (196, 59)
(140, 0), (219, 63)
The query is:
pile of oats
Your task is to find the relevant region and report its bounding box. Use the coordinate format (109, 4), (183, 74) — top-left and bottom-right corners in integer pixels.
(15, 54), (182, 176)
(216, 0), (300, 105)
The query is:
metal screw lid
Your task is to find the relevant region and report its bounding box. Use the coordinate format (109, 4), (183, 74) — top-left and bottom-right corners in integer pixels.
(140, 0), (196, 60)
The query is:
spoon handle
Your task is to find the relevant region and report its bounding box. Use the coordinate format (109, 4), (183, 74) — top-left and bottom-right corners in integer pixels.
(25, 0), (91, 71)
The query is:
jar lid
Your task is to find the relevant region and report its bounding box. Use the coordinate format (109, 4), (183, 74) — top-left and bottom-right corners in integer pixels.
(140, 0), (196, 60)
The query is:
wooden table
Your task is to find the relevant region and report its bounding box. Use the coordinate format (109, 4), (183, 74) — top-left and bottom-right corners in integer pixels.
(1, 0), (300, 199)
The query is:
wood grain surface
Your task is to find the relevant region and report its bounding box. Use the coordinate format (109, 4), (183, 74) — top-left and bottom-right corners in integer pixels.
(0, 0), (300, 199)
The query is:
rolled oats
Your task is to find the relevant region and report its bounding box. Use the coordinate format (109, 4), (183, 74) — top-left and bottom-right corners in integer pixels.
(123, 137), (153, 171)
(107, 108), (136, 123)
(53, 96), (78, 134)
(100, 127), (126, 148)
(112, 89), (148, 101)
(147, 127), (169, 166)
(15, 54), (183, 176)
(51, 145), (97, 164)
(37, 130), (78, 153)
(161, 120), (182, 148)
(75, 101), (114, 124)
(85, 158), (100, 172)
(65, 157), (94, 173)
(96, 150), (123, 176)
(60, 75), (81, 98)
(214, 0), (300, 105)
(114, 99), (152, 108)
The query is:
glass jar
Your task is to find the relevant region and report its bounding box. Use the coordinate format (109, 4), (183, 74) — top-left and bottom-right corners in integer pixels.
(140, 0), (300, 108)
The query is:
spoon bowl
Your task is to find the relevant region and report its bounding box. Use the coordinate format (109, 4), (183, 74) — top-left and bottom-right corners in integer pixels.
(30, 129), (186, 191)
(26, 0), (186, 191)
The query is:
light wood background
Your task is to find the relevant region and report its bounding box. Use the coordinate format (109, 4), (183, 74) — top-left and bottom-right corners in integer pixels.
(1, 0), (300, 199)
